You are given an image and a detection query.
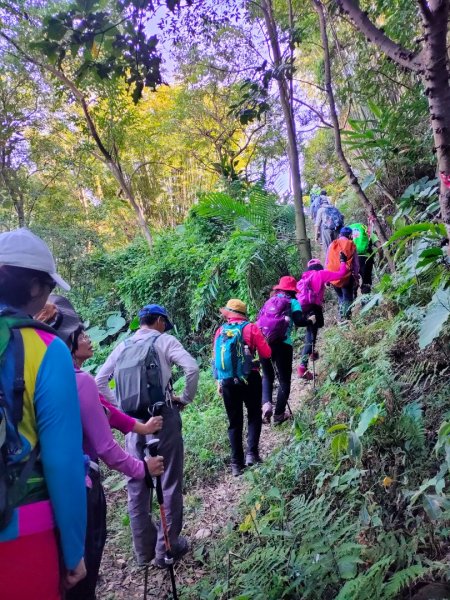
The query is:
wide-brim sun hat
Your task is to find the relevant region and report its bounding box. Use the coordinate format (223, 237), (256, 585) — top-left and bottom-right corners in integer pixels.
(48, 295), (82, 344)
(0, 228), (70, 291)
(138, 303), (174, 331)
(220, 299), (248, 319)
(273, 275), (297, 292)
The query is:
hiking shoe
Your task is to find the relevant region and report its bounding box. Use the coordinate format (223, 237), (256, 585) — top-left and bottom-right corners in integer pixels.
(245, 452), (262, 467)
(311, 351), (319, 361)
(153, 537), (189, 569)
(262, 402), (273, 424)
(273, 412), (292, 426)
(297, 364), (314, 380)
(231, 463), (245, 477)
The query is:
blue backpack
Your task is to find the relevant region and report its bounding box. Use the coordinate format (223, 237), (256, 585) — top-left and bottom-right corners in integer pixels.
(213, 322), (252, 382)
(323, 206), (344, 230)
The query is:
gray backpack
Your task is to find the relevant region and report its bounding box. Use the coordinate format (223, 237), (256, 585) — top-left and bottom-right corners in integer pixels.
(114, 334), (165, 420)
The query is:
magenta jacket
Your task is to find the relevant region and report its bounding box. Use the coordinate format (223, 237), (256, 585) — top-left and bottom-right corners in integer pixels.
(298, 262), (349, 308)
(75, 369), (144, 479)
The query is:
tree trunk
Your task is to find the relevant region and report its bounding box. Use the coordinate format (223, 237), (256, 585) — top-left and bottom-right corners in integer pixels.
(336, 0), (450, 244)
(109, 161), (153, 247)
(419, 0), (450, 241)
(313, 0), (395, 271)
(260, 0), (311, 264)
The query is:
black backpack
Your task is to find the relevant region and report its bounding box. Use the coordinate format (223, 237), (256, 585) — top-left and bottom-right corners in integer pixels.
(0, 309), (56, 530)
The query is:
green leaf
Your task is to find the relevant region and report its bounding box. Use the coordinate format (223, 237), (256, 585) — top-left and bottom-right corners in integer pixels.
(331, 432), (349, 459)
(327, 424), (348, 433)
(337, 555), (361, 580)
(106, 313), (126, 335)
(388, 222), (446, 243)
(355, 403), (382, 437)
(129, 316), (140, 331)
(348, 431), (362, 460)
(86, 326), (108, 343)
(418, 287), (450, 349)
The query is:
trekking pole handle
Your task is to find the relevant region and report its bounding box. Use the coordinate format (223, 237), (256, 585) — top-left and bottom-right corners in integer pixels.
(144, 439), (164, 505)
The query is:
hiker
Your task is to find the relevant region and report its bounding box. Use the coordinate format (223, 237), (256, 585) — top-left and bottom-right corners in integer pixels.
(258, 276), (316, 425)
(37, 296), (165, 600)
(348, 221), (380, 294)
(309, 184), (322, 219)
(0, 228), (87, 600)
(296, 256), (350, 380)
(326, 227), (360, 321)
(310, 188), (327, 221)
(213, 299), (271, 477)
(315, 195), (345, 254)
(96, 304), (199, 569)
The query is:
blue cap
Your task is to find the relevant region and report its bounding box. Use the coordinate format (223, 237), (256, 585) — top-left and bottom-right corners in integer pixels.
(340, 226), (353, 238)
(138, 304), (173, 331)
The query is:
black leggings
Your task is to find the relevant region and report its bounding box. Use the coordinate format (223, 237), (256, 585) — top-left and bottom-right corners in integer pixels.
(261, 342), (293, 416)
(222, 371), (263, 466)
(301, 305), (324, 366)
(66, 468), (107, 600)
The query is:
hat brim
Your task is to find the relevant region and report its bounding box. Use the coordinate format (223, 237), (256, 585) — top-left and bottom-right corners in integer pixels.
(48, 294), (81, 343)
(50, 272), (71, 291)
(272, 285), (297, 292)
(164, 318), (174, 331)
(220, 307), (247, 319)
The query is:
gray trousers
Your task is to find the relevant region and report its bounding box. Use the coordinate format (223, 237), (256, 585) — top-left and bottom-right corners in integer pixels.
(320, 227), (338, 255)
(125, 404), (184, 562)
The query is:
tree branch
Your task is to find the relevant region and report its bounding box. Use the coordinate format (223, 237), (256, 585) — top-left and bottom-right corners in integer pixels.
(292, 97), (332, 128)
(336, 0), (422, 72)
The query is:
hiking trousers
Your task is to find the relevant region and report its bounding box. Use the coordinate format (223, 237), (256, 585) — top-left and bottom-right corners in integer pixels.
(67, 468), (107, 600)
(333, 282), (355, 320)
(320, 227), (338, 255)
(359, 254), (374, 292)
(261, 342), (293, 416)
(300, 305), (324, 366)
(222, 371), (263, 466)
(125, 403), (184, 563)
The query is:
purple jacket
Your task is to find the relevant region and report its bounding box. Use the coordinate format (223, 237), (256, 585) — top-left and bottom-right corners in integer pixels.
(76, 369), (144, 479)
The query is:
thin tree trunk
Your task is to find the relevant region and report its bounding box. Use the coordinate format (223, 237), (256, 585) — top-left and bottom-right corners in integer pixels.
(260, 0), (311, 264)
(313, 0), (395, 271)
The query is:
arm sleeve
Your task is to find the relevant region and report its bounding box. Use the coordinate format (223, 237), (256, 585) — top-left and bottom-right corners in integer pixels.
(78, 373), (144, 479)
(244, 323), (271, 359)
(166, 337), (199, 405)
(34, 339), (87, 570)
(315, 207), (323, 228)
(95, 343), (124, 404)
(99, 395), (136, 435)
(319, 262), (349, 284)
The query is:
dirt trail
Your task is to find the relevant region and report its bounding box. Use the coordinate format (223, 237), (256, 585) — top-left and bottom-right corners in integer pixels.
(97, 376), (313, 600)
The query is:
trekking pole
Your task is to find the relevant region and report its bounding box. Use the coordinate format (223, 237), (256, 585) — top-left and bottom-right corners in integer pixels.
(144, 439), (179, 600)
(311, 336), (316, 391)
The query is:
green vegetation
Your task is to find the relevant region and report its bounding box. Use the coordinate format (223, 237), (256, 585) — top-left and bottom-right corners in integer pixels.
(1, 0), (450, 597)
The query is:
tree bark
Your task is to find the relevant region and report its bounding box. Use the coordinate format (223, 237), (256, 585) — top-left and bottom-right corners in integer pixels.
(313, 0), (395, 271)
(336, 0), (450, 244)
(260, 0), (311, 264)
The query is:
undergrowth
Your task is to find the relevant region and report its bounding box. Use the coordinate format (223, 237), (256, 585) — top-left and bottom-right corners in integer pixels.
(182, 305), (450, 599)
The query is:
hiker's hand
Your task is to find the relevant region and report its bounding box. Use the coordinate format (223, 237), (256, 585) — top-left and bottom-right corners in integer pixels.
(145, 455), (164, 477)
(142, 416), (163, 434)
(64, 558), (86, 589)
(217, 382), (223, 396)
(172, 395), (186, 411)
(339, 251), (347, 262)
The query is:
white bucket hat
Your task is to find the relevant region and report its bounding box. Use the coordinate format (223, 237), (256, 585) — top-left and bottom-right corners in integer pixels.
(0, 228), (70, 291)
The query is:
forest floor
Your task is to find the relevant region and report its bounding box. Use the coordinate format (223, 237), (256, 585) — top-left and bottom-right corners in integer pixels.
(97, 372), (314, 600)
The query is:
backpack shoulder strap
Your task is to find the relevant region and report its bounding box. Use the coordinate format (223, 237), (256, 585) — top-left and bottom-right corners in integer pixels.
(11, 329), (25, 429)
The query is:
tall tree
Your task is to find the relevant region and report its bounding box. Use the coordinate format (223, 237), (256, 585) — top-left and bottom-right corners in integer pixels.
(312, 0), (394, 269)
(0, 0), (189, 247)
(336, 0), (450, 245)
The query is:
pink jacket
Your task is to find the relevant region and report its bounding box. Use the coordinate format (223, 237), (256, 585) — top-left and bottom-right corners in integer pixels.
(297, 262), (349, 308)
(75, 369), (144, 479)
